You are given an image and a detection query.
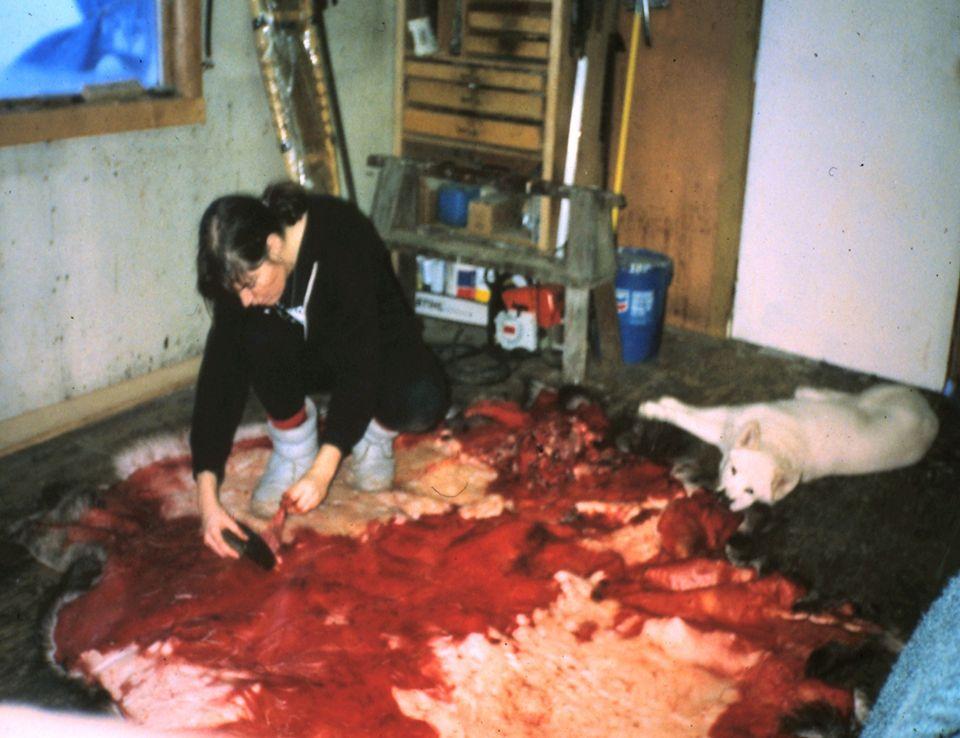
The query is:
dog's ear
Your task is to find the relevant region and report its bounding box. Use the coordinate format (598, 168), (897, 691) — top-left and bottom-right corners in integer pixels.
(734, 420), (762, 449)
(770, 466), (800, 501)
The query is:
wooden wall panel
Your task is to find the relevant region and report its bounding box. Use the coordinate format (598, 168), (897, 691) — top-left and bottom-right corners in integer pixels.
(608, 1), (762, 336)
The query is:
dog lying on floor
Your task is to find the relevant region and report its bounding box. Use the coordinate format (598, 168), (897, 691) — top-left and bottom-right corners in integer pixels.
(638, 384), (939, 511)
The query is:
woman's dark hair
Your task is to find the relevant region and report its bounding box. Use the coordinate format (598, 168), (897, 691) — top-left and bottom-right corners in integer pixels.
(195, 182), (308, 301)
(261, 180), (309, 227)
(197, 196), (278, 300)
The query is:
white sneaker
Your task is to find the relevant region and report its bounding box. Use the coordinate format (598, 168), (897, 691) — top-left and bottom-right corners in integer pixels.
(250, 398), (319, 517)
(349, 418), (397, 492)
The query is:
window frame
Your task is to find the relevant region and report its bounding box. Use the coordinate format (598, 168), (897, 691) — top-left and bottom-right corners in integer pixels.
(0, 0), (204, 148)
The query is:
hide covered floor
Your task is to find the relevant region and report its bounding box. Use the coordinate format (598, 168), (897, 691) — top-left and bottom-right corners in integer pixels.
(2, 327), (959, 737)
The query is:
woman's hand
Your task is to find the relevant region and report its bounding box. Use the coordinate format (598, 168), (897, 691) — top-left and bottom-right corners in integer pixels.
(285, 443), (342, 514)
(285, 473), (330, 514)
(196, 470), (245, 559)
(201, 502), (246, 559)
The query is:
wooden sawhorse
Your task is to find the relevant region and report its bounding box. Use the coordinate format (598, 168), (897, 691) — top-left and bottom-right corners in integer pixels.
(368, 155), (623, 386)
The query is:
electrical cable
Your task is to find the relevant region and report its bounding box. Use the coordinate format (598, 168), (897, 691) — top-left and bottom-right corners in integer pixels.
(428, 274), (564, 387)
(435, 341), (516, 386)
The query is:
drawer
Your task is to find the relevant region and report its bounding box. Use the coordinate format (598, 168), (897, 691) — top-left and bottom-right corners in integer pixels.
(467, 10), (552, 36)
(404, 108), (542, 152)
(405, 60), (545, 93)
(462, 34), (550, 61)
(406, 78), (544, 120)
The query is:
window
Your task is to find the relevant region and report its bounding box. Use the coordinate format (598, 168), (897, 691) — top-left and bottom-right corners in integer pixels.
(0, 0), (204, 147)
(1, 0), (162, 100)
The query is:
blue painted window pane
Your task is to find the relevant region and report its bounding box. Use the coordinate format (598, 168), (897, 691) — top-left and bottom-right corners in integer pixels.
(0, 0), (161, 101)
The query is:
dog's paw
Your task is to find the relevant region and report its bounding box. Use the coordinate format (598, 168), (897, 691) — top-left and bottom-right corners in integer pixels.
(638, 396), (680, 421)
(793, 386), (847, 402)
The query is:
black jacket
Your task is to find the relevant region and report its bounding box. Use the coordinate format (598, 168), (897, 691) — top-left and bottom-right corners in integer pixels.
(190, 195), (421, 481)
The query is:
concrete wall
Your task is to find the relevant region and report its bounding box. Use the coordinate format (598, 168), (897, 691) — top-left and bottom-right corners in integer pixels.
(0, 0), (395, 424)
(733, 0), (960, 391)
(324, 2), (397, 208)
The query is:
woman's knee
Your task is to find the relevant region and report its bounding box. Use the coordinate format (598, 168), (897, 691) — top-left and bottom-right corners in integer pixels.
(237, 310), (307, 417)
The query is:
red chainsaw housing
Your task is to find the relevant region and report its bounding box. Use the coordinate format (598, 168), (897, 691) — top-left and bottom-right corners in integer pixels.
(501, 285), (564, 328)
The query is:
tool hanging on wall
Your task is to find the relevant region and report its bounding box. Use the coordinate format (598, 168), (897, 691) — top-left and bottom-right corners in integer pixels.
(610, 7), (640, 232)
(610, 0), (669, 231)
(203, 0), (215, 68)
(249, 0), (355, 202)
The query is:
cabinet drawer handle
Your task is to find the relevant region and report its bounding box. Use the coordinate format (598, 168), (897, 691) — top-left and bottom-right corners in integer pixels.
(455, 124), (480, 137)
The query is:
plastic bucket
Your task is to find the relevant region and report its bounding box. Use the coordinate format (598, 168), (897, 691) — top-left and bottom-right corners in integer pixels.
(437, 184), (480, 227)
(615, 247), (673, 363)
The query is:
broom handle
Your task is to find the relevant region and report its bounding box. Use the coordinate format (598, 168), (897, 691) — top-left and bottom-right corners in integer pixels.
(611, 8), (642, 233)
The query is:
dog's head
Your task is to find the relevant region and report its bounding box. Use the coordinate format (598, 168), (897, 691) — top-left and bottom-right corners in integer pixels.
(719, 420), (800, 511)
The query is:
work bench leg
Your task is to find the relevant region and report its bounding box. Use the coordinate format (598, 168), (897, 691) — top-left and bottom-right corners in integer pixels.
(562, 287), (590, 385)
(592, 282), (622, 370)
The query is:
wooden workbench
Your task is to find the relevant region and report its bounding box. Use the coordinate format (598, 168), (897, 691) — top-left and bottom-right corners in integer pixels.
(369, 155), (623, 385)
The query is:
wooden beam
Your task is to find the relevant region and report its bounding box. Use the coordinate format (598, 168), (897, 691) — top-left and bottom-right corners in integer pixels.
(393, 1), (407, 155)
(562, 287), (591, 384)
(1, 0), (205, 148)
(0, 357), (201, 459)
(172, 0), (204, 99)
(0, 97), (205, 147)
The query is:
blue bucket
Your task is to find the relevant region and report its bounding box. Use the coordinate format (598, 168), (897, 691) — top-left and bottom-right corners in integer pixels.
(615, 247), (673, 363)
(437, 184), (480, 227)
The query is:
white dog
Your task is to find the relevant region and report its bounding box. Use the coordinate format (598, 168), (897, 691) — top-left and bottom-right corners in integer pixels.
(638, 384), (939, 511)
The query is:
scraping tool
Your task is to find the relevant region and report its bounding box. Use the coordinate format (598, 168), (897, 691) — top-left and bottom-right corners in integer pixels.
(223, 522), (277, 570)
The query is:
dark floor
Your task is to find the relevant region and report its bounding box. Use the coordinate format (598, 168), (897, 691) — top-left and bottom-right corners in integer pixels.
(2, 325), (958, 715)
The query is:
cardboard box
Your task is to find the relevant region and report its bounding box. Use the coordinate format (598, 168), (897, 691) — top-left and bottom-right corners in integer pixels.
(467, 194), (524, 236)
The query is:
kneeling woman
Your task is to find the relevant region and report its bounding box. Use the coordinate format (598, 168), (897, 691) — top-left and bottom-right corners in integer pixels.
(191, 182), (450, 558)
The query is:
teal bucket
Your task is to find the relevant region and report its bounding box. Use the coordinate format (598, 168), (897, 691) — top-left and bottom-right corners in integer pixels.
(615, 247), (673, 363)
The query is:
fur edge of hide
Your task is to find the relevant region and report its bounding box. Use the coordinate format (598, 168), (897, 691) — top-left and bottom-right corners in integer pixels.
(112, 423), (268, 481)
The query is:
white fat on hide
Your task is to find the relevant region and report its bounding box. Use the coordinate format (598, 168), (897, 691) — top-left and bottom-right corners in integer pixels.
(110, 426), (509, 535)
(580, 515), (663, 566)
(0, 703), (235, 737)
(75, 640), (256, 731)
(393, 571), (755, 738)
(573, 496), (673, 521)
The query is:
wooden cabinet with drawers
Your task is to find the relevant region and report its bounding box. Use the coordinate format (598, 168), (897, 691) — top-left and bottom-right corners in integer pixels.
(394, 0), (613, 250)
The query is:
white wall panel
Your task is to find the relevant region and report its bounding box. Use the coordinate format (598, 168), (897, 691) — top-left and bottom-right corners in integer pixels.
(733, 0), (960, 390)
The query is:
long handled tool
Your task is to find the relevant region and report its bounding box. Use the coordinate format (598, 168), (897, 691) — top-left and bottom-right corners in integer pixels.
(610, 6), (642, 233)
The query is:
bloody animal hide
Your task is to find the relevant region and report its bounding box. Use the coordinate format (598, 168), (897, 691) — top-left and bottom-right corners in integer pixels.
(34, 394), (876, 737)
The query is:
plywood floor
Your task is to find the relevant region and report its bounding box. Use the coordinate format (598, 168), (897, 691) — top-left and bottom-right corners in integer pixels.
(2, 326), (958, 715)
